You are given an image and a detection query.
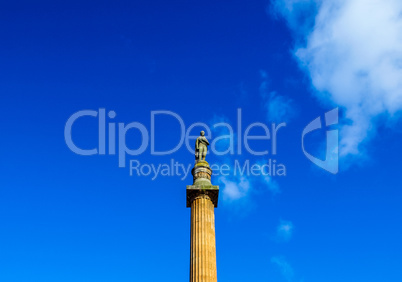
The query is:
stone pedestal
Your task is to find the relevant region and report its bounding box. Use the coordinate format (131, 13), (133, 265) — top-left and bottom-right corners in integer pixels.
(187, 161), (219, 282)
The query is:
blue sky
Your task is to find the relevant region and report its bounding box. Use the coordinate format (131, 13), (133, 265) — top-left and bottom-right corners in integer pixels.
(1, 0), (402, 281)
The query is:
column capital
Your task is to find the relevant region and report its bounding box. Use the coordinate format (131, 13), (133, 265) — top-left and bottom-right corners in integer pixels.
(186, 185), (219, 208)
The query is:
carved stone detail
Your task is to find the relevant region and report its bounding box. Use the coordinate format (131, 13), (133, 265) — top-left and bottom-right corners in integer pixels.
(186, 185), (219, 208)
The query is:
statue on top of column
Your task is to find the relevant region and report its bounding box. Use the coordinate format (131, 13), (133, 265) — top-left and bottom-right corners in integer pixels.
(195, 131), (209, 162)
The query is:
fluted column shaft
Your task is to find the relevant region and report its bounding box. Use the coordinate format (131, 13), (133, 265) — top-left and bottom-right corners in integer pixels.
(190, 194), (217, 282)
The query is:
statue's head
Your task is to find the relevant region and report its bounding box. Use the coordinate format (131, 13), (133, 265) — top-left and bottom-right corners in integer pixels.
(200, 131), (205, 136)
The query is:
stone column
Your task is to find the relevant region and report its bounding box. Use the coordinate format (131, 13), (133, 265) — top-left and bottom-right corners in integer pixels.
(187, 161), (219, 282)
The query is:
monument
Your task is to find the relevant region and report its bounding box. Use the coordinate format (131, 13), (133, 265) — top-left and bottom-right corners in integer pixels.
(187, 131), (219, 282)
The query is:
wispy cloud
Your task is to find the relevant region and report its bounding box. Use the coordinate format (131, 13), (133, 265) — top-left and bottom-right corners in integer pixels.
(209, 115), (279, 202)
(219, 175), (250, 201)
(273, 0), (402, 158)
(271, 256), (295, 282)
(215, 159), (279, 202)
(276, 220), (294, 241)
(209, 114), (235, 155)
(260, 70), (296, 123)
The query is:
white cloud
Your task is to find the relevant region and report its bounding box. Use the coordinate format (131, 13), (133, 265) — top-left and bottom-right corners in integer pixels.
(217, 162), (279, 202)
(271, 256), (295, 282)
(270, 0), (318, 35)
(209, 114), (236, 154)
(209, 115), (280, 202)
(219, 175), (250, 201)
(260, 70), (296, 123)
(262, 174), (280, 194)
(273, 0), (402, 157)
(276, 220), (294, 241)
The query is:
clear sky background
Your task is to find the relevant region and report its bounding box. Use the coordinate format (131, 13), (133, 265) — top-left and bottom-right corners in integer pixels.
(1, 0), (402, 281)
